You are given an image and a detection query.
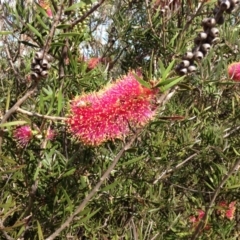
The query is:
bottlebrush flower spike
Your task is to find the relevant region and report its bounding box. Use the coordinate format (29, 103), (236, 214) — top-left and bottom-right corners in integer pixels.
(67, 72), (158, 146)
(228, 62), (240, 81)
(45, 128), (55, 140)
(13, 125), (33, 147)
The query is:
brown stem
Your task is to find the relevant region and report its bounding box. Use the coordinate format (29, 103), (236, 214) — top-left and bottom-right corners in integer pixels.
(45, 131), (139, 240)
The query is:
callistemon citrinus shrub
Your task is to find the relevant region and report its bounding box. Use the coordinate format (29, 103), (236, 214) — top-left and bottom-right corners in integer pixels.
(67, 71), (158, 145)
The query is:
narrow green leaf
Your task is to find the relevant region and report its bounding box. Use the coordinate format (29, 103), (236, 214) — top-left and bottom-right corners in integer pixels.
(156, 76), (185, 91)
(119, 155), (145, 166)
(0, 31), (13, 35)
(133, 73), (151, 88)
(78, 208), (101, 224)
(26, 23), (42, 39)
(0, 121), (27, 128)
(162, 60), (175, 80)
(101, 181), (119, 192)
(36, 15), (49, 30)
(62, 168), (76, 178)
(37, 221), (44, 240)
(6, 88), (10, 112)
(65, 2), (86, 12)
(57, 90), (63, 114)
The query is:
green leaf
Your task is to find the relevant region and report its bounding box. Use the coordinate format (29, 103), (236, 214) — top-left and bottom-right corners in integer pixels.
(36, 15), (49, 30)
(133, 73), (151, 88)
(26, 23), (43, 39)
(162, 60), (175, 80)
(156, 76), (185, 91)
(119, 155), (145, 166)
(62, 168), (76, 178)
(65, 2), (86, 12)
(78, 208), (101, 224)
(57, 89), (63, 114)
(37, 221), (44, 240)
(0, 121), (27, 128)
(101, 181), (119, 192)
(0, 31), (13, 35)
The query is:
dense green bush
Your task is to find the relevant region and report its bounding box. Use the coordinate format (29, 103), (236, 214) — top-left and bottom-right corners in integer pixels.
(0, 0), (240, 239)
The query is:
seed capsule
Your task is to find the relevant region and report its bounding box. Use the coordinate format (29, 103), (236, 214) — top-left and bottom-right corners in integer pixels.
(35, 51), (44, 60)
(202, 18), (216, 30)
(183, 52), (194, 60)
(200, 43), (211, 54)
(188, 65), (197, 73)
(219, 0), (231, 10)
(40, 59), (50, 69)
(209, 27), (219, 38)
(46, 55), (53, 62)
(194, 51), (204, 61)
(33, 65), (42, 73)
(41, 71), (48, 78)
(180, 60), (190, 68)
(31, 72), (40, 79)
(179, 68), (188, 75)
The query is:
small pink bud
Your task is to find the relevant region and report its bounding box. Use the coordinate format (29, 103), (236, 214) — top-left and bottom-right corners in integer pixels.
(13, 125), (33, 147)
(228, 62), (240, 81)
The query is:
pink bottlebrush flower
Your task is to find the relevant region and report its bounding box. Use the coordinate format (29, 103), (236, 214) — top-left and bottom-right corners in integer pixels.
(217, 201), (236, 220)
(86, 57), (111, 70)
(67, 72), (158, 146)
(87, 58), (101, 70)
(13, 125), (33, 147)
(45, 128), (55, 140)
(189, 209), (210, 231)
(228, 62), (240, 81)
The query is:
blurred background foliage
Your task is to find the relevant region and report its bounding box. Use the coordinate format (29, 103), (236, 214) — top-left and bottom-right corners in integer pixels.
(1, 0), (240, 239)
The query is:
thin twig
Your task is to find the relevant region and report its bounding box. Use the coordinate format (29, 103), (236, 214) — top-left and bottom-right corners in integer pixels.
(0, 220), (15, 240)
(17, 108), (66, 121)
(45, 131), (139, 240)
(153, 153), (198, 184)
